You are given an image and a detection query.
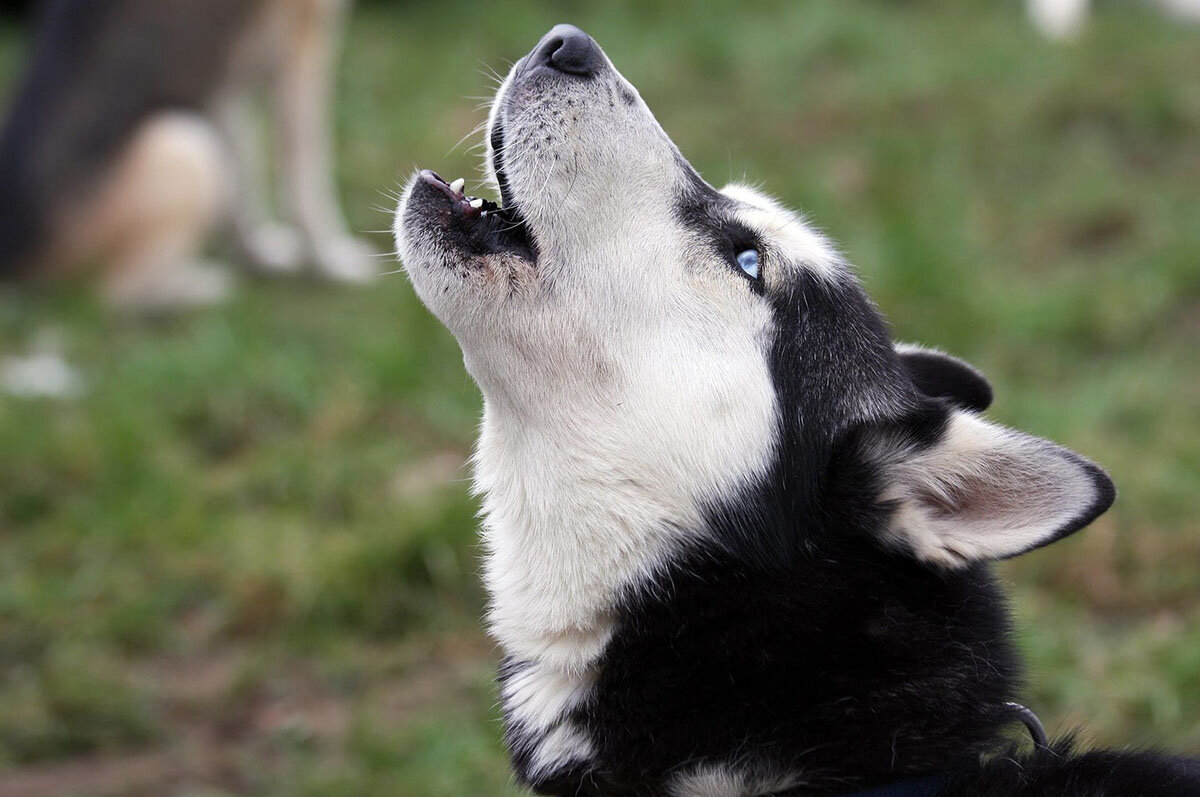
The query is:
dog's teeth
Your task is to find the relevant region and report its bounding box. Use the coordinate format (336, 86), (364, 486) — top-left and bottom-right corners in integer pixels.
(469, 197), (484, 209)
(449, 178), (465, 194)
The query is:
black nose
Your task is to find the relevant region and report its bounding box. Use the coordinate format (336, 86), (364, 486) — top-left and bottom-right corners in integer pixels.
(528, 24), (603, 77)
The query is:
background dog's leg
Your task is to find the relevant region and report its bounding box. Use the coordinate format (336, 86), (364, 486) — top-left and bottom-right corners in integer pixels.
(91, 113), (234, 311)
(216, 92), (305, 275)
(273, 0), (375, 283)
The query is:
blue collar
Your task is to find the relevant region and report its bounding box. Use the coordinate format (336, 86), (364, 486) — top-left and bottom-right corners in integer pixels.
(842, 775), (947, 797)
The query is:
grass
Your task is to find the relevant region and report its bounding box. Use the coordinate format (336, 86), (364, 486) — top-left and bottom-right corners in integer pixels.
(0, 0), (1198, 793)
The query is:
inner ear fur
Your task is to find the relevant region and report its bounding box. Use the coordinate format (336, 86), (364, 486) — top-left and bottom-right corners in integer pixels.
(871, 406), (1115, 569)
(896, 343), (993, 413)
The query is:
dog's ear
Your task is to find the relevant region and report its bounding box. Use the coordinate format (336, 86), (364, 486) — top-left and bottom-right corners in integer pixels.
(896, 344), (993, 412)
(871, 408), (1114, 568)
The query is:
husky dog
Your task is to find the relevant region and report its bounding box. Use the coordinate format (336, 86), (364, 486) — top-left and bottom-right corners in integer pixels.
(0, 0), (373, 310)
(396, 25), (1200, 797)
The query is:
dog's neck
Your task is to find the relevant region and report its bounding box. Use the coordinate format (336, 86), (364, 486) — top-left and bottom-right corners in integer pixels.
(474, 402), (699, 672)
(471, 340), (779, 671)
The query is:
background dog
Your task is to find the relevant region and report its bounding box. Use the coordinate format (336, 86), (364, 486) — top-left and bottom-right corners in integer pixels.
(0, 0), (373, 311)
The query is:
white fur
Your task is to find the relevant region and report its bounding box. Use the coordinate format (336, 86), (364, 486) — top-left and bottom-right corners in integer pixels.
(502, 662), (596, 780)
(473, 296), (779, 671)
(879, 411), (1101, 568)
(527, 723), (595, 779)
(502, 662), (595, 734)
(670, 765), (806, 797)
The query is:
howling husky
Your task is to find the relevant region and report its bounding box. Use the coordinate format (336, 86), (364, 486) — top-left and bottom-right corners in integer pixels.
(0, 0), (373, 310)
(395, 24), (1200, 797)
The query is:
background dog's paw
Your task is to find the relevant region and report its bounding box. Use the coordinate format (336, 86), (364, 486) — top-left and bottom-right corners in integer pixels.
(310, 236), (379, 284)
(242, 223), (306, 275)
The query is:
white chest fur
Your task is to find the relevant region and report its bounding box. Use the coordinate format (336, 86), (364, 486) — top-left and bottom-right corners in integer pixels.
(472, 332), (778, 673)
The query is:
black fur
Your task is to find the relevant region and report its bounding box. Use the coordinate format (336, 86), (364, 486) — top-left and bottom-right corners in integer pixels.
(500, 172), (1196, 796)
(512, 555), (1022, 796)
(898, 349), (993, 413)
(945, 739), (1200, 796)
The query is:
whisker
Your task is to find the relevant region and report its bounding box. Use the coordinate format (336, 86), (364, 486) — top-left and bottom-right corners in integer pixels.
(446, 119), (491, 158)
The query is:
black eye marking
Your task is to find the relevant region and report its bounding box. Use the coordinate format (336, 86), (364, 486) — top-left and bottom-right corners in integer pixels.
(719, 221), (763, 287)
(673, 173), (766, 289)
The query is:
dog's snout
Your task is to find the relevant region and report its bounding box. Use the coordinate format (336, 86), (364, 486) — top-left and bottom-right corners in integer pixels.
(529, 24), (603, 77)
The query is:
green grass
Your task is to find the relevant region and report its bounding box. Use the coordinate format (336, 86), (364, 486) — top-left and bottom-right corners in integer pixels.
(1, 0), (1198, 793)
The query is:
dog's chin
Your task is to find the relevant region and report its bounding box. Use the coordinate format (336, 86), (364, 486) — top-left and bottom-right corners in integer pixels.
(400, 170), (537, 271)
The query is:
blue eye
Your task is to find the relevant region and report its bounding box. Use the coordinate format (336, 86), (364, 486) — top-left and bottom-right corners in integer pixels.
(735, 249), (760, 279)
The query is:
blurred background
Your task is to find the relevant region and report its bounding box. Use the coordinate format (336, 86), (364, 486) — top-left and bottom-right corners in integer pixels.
(0, 0), (1197, 794)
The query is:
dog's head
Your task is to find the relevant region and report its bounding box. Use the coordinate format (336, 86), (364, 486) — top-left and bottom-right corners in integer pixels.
(395, 25), (1113, 576)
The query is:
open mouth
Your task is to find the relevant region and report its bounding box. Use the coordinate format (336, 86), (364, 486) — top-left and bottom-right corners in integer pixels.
(415, 121), (536, 263)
